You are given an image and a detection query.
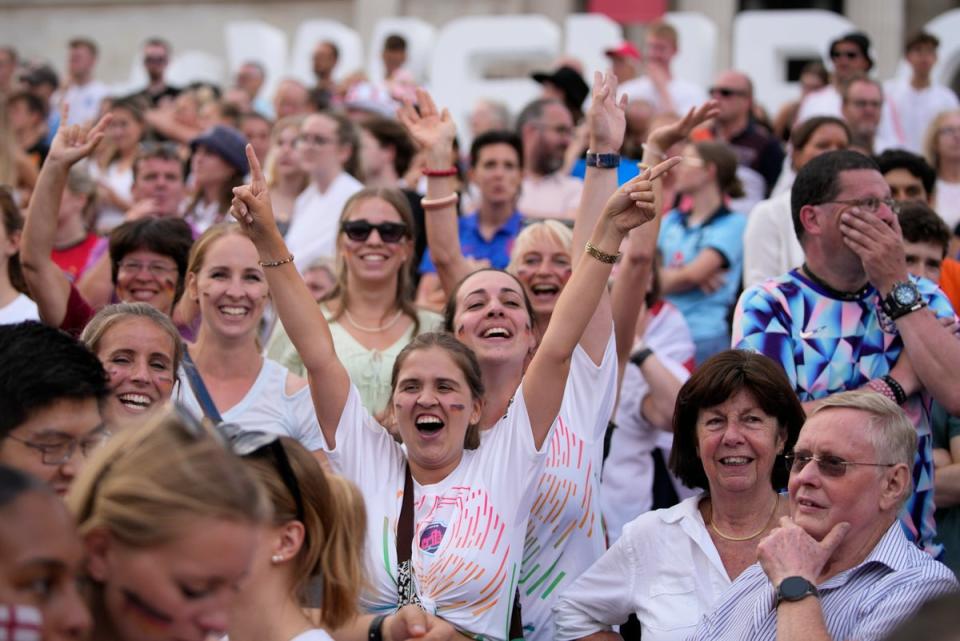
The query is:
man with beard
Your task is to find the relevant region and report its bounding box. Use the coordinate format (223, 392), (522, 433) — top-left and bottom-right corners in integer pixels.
(132, 38), (180, 107)
(516, 98), (583, 221)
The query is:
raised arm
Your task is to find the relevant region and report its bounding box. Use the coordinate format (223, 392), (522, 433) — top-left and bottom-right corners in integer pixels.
(397, 90), (471, 295)
(230, 145), (350, 447)
(20, 106), (110, 327)
(524, 158), (681, 447)
(611, 102), (719, 372)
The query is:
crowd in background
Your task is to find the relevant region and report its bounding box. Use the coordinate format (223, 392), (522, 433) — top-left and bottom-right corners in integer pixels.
(2, 16), (960, 641)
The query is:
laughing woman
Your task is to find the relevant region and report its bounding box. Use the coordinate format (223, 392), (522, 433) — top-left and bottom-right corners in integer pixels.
(173, 224), (326, 459)
(229, 124), (676, 639)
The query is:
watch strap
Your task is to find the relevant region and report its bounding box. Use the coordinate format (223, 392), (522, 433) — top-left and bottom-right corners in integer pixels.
(881, 281), (926, 320)
(586, 152), (620, 169)
(776, 576), (819, 606)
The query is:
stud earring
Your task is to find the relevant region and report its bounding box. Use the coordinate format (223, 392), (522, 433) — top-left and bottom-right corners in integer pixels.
(271, 554), (283, 563)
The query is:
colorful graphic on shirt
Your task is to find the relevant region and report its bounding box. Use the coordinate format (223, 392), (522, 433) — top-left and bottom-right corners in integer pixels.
(419, 521), (447, 554)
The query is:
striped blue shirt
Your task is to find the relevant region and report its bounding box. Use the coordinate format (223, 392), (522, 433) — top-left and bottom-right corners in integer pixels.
(690, 522), (958, 641)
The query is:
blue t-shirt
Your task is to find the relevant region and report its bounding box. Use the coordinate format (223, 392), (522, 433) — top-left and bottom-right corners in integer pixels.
(418, 210), (523, 274)
(657, 206), (747, 342)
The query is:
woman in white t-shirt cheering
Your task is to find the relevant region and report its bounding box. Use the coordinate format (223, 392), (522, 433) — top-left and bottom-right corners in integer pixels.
(229, 125), (678, 639)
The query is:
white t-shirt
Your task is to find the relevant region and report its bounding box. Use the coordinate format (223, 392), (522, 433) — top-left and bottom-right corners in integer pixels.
(601, 302), (695, 544)
(518, 173), (583, 221)
(618, 76), (706, 116)
(0, 293), (40, 324)
(60, 81), (110, 126)
(290, 630), (334, 641)
(285, 172), (363, 272)
(518, 332), (618, 641)
(87, 161), (134, 233)
(884, 78), (959, 154)
(176, 358), (325, 451)
(934, 179), (960, 232)
(554, 494), (729, 641)
(742, 190), (805, 289)
(325, 384), (549, 641)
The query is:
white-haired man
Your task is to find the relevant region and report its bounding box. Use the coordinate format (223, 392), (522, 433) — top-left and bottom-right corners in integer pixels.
(693, 390), (958, 641)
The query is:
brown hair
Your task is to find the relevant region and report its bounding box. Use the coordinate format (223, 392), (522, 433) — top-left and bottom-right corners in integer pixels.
(325, 188), (420, 334)
(694, 141), (745, 199)
(108, 217), (194, 307)
(265, 115), (307, 191)
(321, 110), (364, 182)
(390, 332), (484, 449)
(442, 268), (537, 335)
(0, 187), (27, 293)
(669, 349), (804, 491)
(241, 438), (364, 628)
(790, 116), (851, 152)
(647, 21), (678, 47)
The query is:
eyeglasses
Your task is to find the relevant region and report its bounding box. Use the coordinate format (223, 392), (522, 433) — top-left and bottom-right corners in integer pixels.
(341, 220), (408, 244)
(6, 427), (111, 466)
(847, 99), (882, 110)
(820, 197), (900, 214)
(830, 50), (863, 60)
(144, 56), (168, 65)
(784, 452), (896, 478)
(294, 133), (335, 148)
(938, 126), (960, 137)
(709, 87), (747, 98)
(223, 428), (305, 523)
(118, 260), (178, 277)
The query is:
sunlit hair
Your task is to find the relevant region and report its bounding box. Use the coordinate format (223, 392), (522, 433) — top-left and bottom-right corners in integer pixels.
(923, 108), (960, 172)
(240, 438), (364, 628)
(669, 349), (804, 491)
(390, 332), (484, 449)
(265, 115), (307, 191)
(187, 222), (254, 279)
(506, 219), (573, 275)
(326, 188), (420, 334)
(80, 302), (184, 374)
(68, 405), (271, 548)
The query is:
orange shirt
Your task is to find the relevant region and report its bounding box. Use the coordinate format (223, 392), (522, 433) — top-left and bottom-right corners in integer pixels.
(940, 258), (960, 313)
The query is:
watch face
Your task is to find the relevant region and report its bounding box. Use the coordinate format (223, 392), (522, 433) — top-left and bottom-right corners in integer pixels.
(779, 576), (814, 600)
(893, 282), (919, 305)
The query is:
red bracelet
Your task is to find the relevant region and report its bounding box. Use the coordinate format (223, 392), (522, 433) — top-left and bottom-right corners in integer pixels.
(422, 167), (458, 177)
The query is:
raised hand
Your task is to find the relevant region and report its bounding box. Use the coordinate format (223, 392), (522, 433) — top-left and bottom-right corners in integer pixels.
(838, 206), (908, 297)
(601, 157), (681, 235)
(230, 145), (281, 245)
(587, 71), (627, 153)
(46, 104), (111, 167)
(397, 88), (457, 167)
(646, 100), (719, 152)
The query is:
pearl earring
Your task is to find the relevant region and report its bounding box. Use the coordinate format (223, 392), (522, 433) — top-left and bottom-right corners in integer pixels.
(271, 554), (283, 563)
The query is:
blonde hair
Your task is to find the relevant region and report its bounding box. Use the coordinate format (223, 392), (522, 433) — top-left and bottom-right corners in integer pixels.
(265, 115), (307, 191)
(187, 223), (252, 279)
(68, 406), (270, 548)
(80, 302), (183, 372)
(241, 438), (365, 629)
(922, 109), (960, 172)
(506, 219), (573, 274)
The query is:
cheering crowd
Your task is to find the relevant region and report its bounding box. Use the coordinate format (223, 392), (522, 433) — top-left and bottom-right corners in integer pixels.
(3, 17), (960, 641)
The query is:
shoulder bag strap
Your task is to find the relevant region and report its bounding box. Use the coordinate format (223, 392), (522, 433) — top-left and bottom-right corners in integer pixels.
(181, 349), (224, 425)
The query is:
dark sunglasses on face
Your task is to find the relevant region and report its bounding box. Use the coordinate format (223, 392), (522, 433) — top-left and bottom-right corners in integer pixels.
(341, 220), (408, 244)
(709, 87), (747, 98)
(223, 427), (306, 523)
(784, 452), (895, 478)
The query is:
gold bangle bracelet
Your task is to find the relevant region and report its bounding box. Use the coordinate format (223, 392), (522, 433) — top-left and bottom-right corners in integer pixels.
(585, 242), (621, 264)
(259, 254), (295, 268)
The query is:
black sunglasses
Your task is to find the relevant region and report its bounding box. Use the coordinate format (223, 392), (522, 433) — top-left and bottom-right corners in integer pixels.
(830, 50), (862, 60)
(709, 87), (747, 98)
(222, 427), (306, 523)
(341, 220), (408, 244)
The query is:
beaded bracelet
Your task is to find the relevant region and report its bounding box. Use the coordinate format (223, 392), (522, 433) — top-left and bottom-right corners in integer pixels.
(258, 254), (295, 268)
(881, 374), (907, 405)
(421, 193), (458, 210)
(585, 241), (621, 264)
(866, 378), (897, 404)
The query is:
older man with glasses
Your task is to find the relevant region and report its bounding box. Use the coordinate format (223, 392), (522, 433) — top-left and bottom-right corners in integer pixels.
(734, 150), (960, 557)
(692, 390), (957, 641)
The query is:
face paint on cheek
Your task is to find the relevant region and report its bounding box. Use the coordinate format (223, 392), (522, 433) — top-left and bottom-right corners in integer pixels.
(449, 403), (465, 411)
(120, 588), (175, 628)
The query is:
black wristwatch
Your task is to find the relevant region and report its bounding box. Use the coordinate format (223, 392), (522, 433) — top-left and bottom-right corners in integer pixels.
(880, 280), (926, 321)
(585, 152), (620, 169)
(776, 576), (819, 606)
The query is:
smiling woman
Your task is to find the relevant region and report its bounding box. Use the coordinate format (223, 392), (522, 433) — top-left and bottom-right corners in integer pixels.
(174, 224), (326, 458)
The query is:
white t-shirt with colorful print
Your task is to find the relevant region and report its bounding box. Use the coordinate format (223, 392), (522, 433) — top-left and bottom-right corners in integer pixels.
(516, 332), (618, 641)
(325, 384), (549, 641)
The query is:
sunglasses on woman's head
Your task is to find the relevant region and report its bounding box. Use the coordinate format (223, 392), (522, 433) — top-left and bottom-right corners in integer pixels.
(221, 426), (306, 523)
(340, 220), (408, 244)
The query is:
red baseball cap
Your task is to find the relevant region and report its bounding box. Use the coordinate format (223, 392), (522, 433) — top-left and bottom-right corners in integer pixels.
(604, 42), (641, 60)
